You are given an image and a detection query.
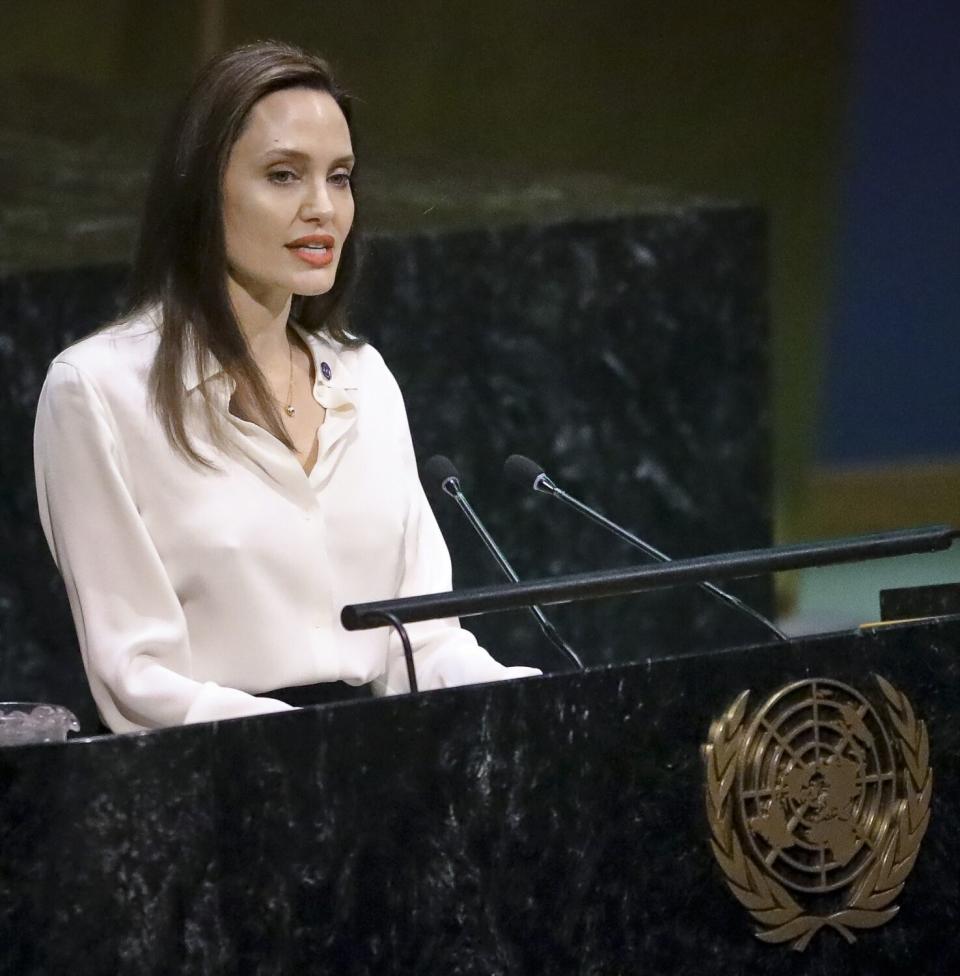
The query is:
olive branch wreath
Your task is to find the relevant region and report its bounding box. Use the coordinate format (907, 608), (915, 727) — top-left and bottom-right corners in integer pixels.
(703, 675), (932, 952)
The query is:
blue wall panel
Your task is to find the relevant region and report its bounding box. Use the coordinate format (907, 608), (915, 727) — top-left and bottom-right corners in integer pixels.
(821, 1), (960, 463)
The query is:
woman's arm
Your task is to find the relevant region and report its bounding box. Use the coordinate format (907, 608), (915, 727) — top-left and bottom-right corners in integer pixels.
(34, 361), (294, 732)
(372, 370), (541, 695)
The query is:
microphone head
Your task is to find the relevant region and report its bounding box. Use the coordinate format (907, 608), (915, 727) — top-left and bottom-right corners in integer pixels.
(422, 454), (461, 497)
(504, 454), (546, 488)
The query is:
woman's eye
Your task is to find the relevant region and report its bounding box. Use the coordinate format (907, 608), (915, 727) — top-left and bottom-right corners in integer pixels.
(268, 169), (298, 184)
(328, 171), (352, 188)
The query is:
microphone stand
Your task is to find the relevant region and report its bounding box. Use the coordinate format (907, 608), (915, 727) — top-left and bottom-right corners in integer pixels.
(435, 470), (585, 670)
(529, 470), (788, 641)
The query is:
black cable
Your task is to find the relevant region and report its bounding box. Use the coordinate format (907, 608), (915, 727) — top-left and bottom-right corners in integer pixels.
(375, 611), (418, 693)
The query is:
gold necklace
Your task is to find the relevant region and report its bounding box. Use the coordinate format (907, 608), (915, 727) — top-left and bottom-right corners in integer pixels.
(283, 336), (296, 417)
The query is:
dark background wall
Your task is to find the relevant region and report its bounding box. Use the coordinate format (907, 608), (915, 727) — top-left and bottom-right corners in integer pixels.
(0, 0), (851, 537)
(1, 205), (774, 728)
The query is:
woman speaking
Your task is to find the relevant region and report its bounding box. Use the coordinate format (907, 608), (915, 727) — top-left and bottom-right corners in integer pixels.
(33, 41), (538, 733)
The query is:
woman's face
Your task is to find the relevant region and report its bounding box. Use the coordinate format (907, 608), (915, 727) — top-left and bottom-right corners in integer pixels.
(222, 86), (355, 309)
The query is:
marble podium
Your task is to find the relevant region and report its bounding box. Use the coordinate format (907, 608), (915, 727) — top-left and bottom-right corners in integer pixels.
(1, 614), (957, 975)
(1, 197), (772, 731)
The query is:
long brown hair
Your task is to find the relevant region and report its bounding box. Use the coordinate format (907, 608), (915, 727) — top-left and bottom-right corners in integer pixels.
(125, 41), (362, 464)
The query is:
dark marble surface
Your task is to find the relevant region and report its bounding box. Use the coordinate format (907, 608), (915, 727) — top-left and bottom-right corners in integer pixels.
(1, 617), (957, 975)
(881, 582), (960, 620)
(0, 203), (772, 729)
(0, 266), (129, 728)
(356, 208), (773, 664)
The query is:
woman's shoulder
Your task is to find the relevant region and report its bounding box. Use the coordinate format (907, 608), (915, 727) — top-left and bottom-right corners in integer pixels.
(307, 332), (400, 392)
(51, 311), (160, 386)
(338, 339), (390, 376)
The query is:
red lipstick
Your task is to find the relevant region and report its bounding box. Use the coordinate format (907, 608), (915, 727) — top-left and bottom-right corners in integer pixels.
(286, 234), (336, 268)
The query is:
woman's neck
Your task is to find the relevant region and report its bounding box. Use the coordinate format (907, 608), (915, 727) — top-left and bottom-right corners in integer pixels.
(226, 274), (293, 367)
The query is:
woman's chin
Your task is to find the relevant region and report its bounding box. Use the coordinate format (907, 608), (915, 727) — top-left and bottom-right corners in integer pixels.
(292, 272), (337, 298)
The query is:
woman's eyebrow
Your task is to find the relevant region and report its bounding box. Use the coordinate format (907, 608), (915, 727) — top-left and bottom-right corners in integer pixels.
(261, 147), (310, 162)
(261, 147), (355, 167)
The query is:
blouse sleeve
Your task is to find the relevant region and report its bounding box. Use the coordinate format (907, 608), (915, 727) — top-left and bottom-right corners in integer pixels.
(34, 362), (294, 732)
(374, 376), (541, 695)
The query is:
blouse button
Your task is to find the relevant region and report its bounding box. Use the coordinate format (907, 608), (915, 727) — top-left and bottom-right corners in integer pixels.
(320, 362), (332, 381)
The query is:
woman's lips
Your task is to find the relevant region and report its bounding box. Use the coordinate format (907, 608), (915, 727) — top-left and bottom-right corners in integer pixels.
(286, 234), (336, 268)
(289, 245), (334, 267)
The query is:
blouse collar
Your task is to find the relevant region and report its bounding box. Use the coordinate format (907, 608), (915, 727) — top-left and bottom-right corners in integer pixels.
(180, 322), (359, 395)
(289, 322), (359, 393)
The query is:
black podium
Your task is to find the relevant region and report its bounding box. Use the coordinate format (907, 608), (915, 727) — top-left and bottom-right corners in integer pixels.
(1, 609), (958, 975)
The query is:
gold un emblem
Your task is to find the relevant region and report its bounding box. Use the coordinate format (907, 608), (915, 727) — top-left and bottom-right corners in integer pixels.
(703, 676), (932, 951)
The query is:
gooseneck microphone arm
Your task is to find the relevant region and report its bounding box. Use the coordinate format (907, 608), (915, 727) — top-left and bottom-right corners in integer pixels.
(503, 454), (788, 642)
(423, 456), (585, 670)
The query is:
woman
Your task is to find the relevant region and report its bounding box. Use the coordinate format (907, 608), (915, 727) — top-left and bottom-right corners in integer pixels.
(33, 41), (539, 734)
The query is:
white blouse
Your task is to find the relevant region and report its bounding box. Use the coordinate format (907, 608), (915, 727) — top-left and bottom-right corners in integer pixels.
(34, 314), (538, 733)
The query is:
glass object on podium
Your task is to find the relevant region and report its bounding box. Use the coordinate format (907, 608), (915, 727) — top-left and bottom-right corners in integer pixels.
(0, 703), (80, 746)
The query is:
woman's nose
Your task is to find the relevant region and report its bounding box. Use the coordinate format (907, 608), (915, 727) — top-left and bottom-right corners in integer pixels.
(301, 179), (335, 222)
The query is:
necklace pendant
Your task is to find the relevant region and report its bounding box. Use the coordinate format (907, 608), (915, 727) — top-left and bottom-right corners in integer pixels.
(285, 405), (296, 417)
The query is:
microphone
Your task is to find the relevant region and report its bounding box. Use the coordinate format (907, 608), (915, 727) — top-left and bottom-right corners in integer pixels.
(503, 454), (788, 642)
(422, 455), (585, 670)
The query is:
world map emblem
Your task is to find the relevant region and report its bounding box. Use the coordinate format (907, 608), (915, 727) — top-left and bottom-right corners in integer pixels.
(702, 676), (932, 951)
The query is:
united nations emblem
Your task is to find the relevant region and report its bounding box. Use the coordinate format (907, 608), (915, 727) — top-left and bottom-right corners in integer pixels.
(703, 675), (932, 951)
